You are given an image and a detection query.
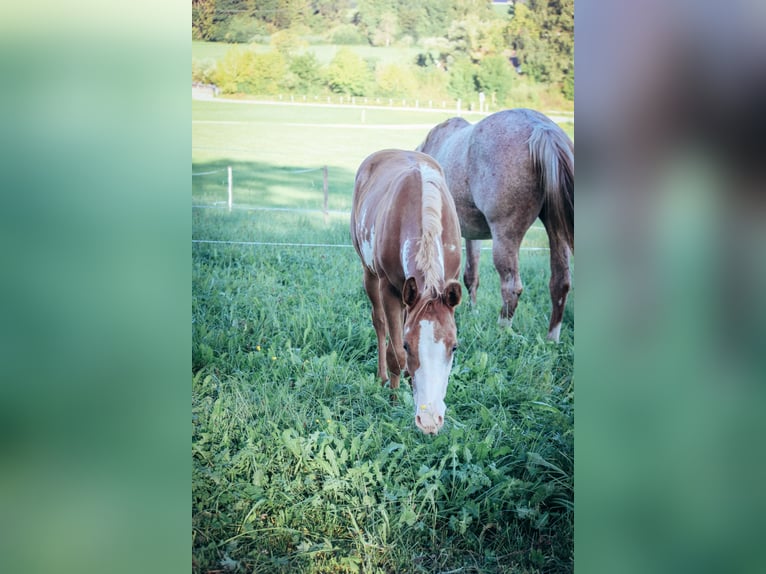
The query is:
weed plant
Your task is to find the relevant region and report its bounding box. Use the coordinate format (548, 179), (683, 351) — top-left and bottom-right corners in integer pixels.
(193, 213), (573, 573)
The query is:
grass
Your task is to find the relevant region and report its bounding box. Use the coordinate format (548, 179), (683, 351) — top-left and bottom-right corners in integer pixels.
(192, 100), (574, 573)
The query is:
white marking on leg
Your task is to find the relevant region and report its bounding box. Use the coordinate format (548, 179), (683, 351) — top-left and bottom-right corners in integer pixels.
(548, 322), (562, 342)
(361, 225), (375, 269)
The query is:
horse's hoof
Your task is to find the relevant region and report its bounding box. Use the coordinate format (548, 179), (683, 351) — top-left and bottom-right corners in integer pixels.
(497, 316), (513, 329)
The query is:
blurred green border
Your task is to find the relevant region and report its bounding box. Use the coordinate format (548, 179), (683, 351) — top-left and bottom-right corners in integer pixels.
(0, 3), (190, 574)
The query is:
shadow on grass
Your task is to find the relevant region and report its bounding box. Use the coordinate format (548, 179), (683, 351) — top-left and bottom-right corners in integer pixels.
(192, 159), (357, 211)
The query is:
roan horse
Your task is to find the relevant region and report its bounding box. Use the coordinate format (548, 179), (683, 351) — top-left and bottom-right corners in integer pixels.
(350, 149), (462, 435)
(416, 109), (574, 342)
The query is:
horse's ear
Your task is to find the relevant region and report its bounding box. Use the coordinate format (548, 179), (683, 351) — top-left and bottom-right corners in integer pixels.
(402, 277), (419, 308)
(443, 280), (462, 309)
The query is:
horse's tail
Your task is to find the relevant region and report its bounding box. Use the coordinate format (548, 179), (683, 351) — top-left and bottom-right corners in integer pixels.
(528, 123), (574, 251)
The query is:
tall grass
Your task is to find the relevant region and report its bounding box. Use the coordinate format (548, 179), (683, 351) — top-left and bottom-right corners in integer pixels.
(192, 101), (574, 573)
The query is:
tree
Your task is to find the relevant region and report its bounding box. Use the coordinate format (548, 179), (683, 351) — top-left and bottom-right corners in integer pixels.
(449, 0), (494, 22)
(418, 0), (450, 37)
(397, 5), (424, 41)
(250, 51), (288, 93)
(213, 47), (255, 93)
(219, 14), (269, 43)
(372, 12), (399, 47)
(446, 56), (478, 102)
(476, 54), (515, 104)
(288, 53), (322, 92)
(325, 48), (372, 96)
(213, 48), (287, 94)
(506, 0), (574, 99)
(272, 0), (311, 30)
(314, 0), (350, 25)
(270, 28), (308, 55)
(375, 63), (419, 97)
(442, 16), (507, 64)
(192, 0), (216, 40)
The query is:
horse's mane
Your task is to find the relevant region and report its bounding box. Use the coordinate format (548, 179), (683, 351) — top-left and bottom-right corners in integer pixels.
(415, 164), (444, 293)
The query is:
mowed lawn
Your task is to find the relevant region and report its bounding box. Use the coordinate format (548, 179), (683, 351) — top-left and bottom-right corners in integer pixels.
(192, 99), (574, 573)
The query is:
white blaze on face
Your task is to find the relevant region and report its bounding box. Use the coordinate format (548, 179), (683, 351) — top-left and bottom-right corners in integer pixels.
(412, 319), (452, 433)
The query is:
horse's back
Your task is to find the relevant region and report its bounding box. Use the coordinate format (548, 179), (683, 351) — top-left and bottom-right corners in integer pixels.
(352, 149), (436, 229)
(351, 149), (459, 286)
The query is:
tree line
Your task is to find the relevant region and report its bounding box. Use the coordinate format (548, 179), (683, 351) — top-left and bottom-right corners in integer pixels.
(192, 0), (573, 103)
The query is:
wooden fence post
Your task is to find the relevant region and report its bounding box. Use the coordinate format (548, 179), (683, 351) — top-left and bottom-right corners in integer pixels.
(227, 166), (233, 212)
(323, 165), (329, 224)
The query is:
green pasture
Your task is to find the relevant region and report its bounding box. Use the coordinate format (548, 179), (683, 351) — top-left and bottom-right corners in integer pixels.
(192, 99), (571, 216)
(192, 100), (574, 572)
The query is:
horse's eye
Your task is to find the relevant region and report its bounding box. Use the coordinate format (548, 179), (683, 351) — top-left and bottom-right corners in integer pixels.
(452, 344), (458, 353)
(403, 342), (410, 353)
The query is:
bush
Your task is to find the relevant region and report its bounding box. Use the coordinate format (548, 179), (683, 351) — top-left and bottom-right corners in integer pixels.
(330, 24), (367, 45)
(214, 48), (287, 95)
(562, 70), (574, 101)
(213, 47), (252, 93)
(374, 63), (419, 98)
(476, 54), (515, 105)
(216, 14), (271, 43)
(271, 27), (310, 55)
(325, 47), (372, 96)
(446, 56), (478, 102)
(192, 58), (217, 85)
(288, 53), (323, 92)
(249, 51), (288, 94)
(414, 66), (451, 102)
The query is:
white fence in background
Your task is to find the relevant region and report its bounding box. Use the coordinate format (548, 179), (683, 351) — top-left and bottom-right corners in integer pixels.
(192, 165), (549, 251)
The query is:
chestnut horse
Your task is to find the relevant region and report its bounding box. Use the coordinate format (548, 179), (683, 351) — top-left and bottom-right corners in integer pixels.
(350, 150), (462, 435)
(416, 109), (574, 342)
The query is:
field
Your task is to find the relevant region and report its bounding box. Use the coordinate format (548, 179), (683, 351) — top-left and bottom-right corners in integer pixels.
(192, 99), (574, 572)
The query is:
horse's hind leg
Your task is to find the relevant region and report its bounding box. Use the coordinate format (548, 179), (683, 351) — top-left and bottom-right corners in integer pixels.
(545, 232), (572, 342)
(464, 239), (482, 306)
(492, 235), (524, 329)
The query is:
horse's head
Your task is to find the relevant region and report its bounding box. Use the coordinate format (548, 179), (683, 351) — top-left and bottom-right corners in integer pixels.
(401, 277), (462, 434)
(415, 117), (470, 155)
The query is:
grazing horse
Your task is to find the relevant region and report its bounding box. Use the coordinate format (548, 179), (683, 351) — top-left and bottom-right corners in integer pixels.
(350, 149), (463, 435)
(416, 109), (574, 342)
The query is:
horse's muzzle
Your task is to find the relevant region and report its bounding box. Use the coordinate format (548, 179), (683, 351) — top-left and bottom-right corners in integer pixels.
(415, 410), (444, 435)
